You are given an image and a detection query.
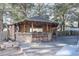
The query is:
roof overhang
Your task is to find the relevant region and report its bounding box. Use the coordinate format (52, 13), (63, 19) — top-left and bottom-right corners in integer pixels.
(8, 18), (59, 27)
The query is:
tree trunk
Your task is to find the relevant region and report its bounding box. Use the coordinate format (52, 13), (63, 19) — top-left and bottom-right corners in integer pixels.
(78, 21), (79, 28)
(61, 15), (65, 31)
(0, 13), (3, 31)
(62, 21), (65, 31)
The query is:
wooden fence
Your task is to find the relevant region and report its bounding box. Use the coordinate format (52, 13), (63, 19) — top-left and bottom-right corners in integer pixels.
(56, 31), (79, 36)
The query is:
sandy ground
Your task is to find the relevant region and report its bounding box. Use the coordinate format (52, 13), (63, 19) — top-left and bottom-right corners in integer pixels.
(0, 42), (63, 56)
(0, 42), (79, 56)
(0, 36), (79, 56)
(0, 48), (21, 56)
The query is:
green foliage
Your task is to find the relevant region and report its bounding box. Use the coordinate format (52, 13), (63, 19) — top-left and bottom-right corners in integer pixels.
(10, 3), (34, 21)
(52, 3), (77, 31)
(0, 3), (79, 28)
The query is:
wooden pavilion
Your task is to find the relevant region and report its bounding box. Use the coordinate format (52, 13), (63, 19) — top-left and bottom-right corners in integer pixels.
(8, 15), (58, 43)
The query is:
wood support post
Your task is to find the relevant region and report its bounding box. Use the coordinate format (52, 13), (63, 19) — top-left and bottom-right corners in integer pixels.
(47, 24), (48, 32)
(32, 22), (33, 32)
(49, 25), (51, 32)
(24, 23), (26, 32)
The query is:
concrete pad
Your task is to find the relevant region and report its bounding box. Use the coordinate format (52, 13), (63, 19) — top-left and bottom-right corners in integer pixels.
(55, 45), (77, 56)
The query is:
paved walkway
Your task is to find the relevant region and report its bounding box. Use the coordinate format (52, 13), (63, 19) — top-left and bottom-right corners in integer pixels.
(21, 42), (63, 56)
(20, 36), (79, 56)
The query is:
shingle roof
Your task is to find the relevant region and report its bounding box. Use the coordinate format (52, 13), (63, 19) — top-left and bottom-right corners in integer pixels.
(30, 15), (49, 20)
(27, 15), (53, 23)
(8, 15), (58, 25)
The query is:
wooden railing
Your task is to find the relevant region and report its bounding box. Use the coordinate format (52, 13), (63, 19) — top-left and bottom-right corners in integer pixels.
(32, 32), (48, 42)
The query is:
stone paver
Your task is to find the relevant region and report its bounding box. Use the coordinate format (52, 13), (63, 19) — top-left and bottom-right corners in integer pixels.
(0, 48), (21, 56)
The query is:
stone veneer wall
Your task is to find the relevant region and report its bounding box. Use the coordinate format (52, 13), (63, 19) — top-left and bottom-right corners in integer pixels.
(15, 32), (52, 43)
(16, 32), (32, 43)
(9, 25), (15, 40)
